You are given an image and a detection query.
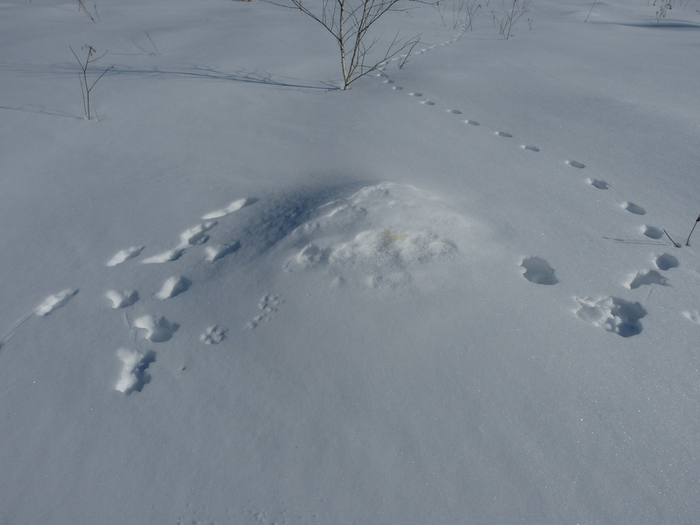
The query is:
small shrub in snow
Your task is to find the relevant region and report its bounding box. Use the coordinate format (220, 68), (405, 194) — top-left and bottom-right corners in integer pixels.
(69, 45), (113, 120)
(433, 0), (482, 30)
(269, 0), (421, 89)
(653, 0), (673, 24)
(491, 0), (530, 39)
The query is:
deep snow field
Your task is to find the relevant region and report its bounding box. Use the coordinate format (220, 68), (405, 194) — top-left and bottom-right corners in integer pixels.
(1, 0), (700, 523)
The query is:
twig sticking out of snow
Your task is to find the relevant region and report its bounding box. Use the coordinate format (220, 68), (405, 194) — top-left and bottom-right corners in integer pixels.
(685, 214), (700, 246)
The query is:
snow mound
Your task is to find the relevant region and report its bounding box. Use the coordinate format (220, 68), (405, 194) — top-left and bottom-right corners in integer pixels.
(283, 182), (471, 287)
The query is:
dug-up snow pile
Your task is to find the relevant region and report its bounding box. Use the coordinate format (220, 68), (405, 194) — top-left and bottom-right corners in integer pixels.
(283, 182), (480, 288)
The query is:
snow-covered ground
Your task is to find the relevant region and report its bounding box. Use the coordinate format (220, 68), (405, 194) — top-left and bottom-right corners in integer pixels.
(1, 0), (700, 523)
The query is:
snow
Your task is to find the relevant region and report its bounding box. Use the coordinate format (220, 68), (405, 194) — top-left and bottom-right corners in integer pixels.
(1, 0), (700, 523)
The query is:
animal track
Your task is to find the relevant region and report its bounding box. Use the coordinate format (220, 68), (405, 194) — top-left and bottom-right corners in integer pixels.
(626, 269), (669, 289)
(142, 248), (185, 264)
(246, 294), (283, 329)
(107, 246), (144, 267)
(133, 315), (179, 343)
(142, 220), (218, 264)
(465, 120), (479, 126)
(520, 256), (558, 285)
(655, 253), (679, 271)
(115, 348), (155, 394)
(392, 86), (404, 90)
(575, 296), (647, 337)
(567, 160), (585, 169)
(201, 325), (226, 344)
(522, 144), (540, 152)
(105, 290), (139, 309)
(587, 178), (609, 189)
(409, 92), (422, 97)
(642, 225), (663, 239)
(682, 311), (700, 324)
(421, 100), (435, 106)
(622, 202), (646, 215)
(35, 288), (78, 317)
(496, 131), (513, 138)
(156, 276), (191, 300)
(201, 197), (257, 220)
(205, 241), (241, 262)
(178, 221), (217, 247)
(447, 109), (462, 114)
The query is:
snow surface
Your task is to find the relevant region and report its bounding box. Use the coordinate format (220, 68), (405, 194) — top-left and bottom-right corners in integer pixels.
(1, 0), (700, 523)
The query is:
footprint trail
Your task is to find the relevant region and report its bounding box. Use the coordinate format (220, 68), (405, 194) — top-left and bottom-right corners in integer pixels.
(107, 246), (144, 267)
(202, 197), (258, 220)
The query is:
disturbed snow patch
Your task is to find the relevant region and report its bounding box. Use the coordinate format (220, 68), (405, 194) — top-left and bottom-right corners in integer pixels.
(133, 315), (179, 343)
(575, 296), (647, 337)
(35, 288), (78, 316)
(105, 290), (139, 309)
(115, 348), (155, 394)
(283, 182), (473, 288)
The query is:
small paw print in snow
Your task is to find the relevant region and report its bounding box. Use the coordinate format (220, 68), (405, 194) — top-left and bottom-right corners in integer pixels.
(642, 225), (663, 240)
(587, 178), (609, 190)
(201, 325), (226, 344)
(246, 294), (283, 329)
(622, 201), (646, 216)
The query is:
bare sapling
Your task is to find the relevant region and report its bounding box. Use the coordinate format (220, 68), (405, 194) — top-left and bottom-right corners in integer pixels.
(70, 45), (114, 120)
(397, 36), (422, 69)
(464, 0), (481, 30)
(270, 0), (422, 89)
